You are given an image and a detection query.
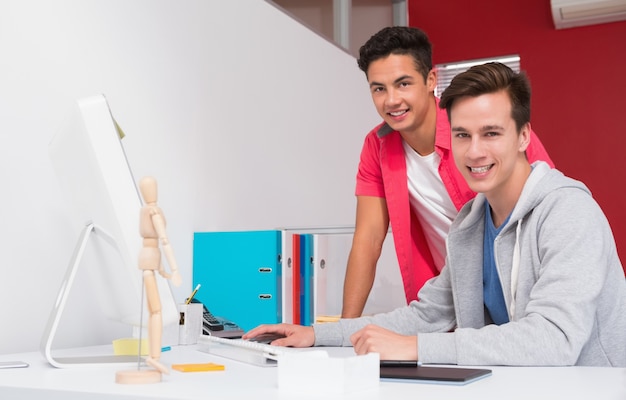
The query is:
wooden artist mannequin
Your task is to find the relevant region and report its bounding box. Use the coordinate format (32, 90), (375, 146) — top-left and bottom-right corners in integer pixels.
(116, 176), (182, 384)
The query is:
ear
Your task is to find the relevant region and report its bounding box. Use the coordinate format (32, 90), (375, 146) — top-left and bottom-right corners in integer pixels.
(519, 122), (531, 153)
(426, 69), (437, 93)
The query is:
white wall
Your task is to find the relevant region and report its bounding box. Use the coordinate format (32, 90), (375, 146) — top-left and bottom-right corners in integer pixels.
(0, 0), (382, 354)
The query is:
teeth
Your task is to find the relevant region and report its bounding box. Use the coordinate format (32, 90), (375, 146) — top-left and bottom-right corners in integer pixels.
(389, 110), (406, 116)
(470, 165), (491, 173)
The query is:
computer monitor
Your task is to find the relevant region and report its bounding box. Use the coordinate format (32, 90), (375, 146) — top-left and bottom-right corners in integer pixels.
(42, 94), (178, 367)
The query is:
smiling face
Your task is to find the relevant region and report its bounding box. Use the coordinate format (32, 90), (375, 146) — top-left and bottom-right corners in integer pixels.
(367, 54), (436, 139)
(450, 90), (531, 206)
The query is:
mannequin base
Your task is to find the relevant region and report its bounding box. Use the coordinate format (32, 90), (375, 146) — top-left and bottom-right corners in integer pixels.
(115, 369), (161, 384)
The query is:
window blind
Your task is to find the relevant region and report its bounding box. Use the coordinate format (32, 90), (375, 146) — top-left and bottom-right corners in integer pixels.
(435, 55), (520, 97)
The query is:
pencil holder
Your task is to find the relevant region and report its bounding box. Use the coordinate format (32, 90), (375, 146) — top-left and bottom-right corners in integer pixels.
(178, 303), (203, 345)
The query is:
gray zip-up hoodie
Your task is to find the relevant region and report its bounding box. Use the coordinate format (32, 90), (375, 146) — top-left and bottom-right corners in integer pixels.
(314, 162), (626, 366)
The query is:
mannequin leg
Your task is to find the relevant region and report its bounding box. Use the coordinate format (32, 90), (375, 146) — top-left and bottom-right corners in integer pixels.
(143, 270), (168, 374)
(115, 270), (168, 384)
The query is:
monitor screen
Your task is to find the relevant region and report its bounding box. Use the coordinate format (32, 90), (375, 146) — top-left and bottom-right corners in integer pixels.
(42, 94), (178, 366)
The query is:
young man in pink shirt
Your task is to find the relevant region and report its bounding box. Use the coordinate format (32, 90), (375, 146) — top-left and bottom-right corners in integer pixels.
(341, 27), (553, 318)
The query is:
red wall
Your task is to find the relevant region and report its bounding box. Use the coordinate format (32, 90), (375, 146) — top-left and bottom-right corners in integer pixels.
(409, 0), (626, 269)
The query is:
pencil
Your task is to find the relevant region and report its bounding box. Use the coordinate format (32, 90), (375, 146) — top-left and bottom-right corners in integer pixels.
(185, 284), (201, 305)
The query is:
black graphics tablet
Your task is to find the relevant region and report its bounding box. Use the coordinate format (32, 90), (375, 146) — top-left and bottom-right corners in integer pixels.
(380, 365), (492, 385)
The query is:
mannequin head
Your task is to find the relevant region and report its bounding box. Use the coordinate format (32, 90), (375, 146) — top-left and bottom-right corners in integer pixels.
(139, 176), (158, 204)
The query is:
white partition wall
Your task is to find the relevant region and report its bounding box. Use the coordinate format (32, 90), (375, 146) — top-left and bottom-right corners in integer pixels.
(0, 0), (384, 353)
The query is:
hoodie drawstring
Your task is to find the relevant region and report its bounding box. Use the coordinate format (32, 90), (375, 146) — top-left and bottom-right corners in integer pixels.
(510, 219), (523, 319)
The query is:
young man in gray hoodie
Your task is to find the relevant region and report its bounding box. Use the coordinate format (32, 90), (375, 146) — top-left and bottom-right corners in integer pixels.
(244, 62), (626, 367)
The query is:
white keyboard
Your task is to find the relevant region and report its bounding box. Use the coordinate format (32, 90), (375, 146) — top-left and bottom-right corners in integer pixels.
(197, 335), (293, 366)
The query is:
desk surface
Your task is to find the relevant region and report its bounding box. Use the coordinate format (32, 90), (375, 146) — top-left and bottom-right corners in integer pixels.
(1, 345), (625, 400)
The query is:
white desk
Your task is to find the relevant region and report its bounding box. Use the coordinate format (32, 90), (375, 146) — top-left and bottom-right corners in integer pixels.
(1, 345), (625, 400)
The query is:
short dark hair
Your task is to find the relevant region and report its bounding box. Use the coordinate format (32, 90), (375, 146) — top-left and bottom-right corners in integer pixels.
(357, 26), (432, 82)
(439, 62), (531, 132)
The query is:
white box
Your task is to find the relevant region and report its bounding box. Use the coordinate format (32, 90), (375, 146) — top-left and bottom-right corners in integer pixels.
(278, 351), (379, 394)
(178, 303), (202, 345)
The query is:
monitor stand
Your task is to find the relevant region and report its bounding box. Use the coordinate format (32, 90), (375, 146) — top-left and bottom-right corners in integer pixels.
(40, 222), (145, 368)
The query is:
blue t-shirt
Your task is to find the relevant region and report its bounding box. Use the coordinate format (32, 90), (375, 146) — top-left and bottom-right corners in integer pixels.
(483, 201), (510, 325)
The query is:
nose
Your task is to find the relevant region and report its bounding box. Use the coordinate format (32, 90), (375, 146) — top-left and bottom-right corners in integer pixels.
(384, 88), (401, 107)
(465, 136), (485, 160)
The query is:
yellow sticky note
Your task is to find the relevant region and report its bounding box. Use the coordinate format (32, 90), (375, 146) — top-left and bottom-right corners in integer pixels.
(112, 338), (148, 356)
(172, 363), (225, 372)
(315, 315), (341, 323)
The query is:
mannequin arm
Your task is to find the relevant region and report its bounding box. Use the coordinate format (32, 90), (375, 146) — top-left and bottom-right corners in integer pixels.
(149, 209), (182, 287)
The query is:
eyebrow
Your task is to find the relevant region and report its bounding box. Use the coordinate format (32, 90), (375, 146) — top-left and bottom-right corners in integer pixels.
(369, 75), (413, 89)
(451, 124), (505, 133)
(480, 124), (505, 132)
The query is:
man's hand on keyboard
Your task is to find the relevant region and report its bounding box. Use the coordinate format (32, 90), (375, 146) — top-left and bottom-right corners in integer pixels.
(243, 323), (315, 348)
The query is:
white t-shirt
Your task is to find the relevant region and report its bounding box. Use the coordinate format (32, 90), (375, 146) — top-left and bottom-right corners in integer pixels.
(403, 140), (458, 271)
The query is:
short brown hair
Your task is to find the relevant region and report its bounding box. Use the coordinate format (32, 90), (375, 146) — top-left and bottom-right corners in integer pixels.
(439, 62), (531, 132)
